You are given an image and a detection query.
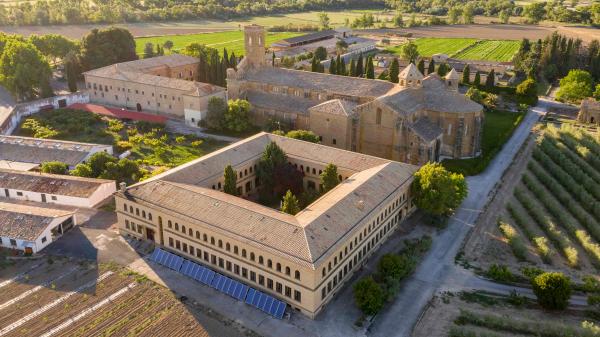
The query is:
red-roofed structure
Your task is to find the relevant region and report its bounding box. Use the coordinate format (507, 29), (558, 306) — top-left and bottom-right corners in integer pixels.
(68, 103), (167, 124)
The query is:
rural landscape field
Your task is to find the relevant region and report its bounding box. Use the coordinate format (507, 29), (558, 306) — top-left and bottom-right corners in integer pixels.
(385, 38), (520, 62)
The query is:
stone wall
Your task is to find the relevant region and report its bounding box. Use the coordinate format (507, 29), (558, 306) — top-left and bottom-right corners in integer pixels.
(0, 92), (89, 135)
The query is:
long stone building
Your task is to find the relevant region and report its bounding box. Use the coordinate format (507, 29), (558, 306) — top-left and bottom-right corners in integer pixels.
(117, 133), (418, 318)
(228, 25), (483, 165)
(83, 54), (227, 127)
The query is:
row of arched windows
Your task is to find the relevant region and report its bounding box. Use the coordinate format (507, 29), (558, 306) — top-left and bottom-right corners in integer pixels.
(124, 203), (153, 222)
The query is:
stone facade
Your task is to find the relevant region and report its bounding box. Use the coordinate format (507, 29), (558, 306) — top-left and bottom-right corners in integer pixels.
(579, 98), (600, 125)
(227, 25), (483, 166)
(83, 55), (227, 127)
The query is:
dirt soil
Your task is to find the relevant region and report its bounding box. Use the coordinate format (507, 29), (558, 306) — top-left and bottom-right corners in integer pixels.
(0, 257), (242, 337)
(412, 292), (592, 337)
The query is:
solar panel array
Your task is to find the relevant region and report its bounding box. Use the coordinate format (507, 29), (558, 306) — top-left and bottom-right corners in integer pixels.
(180, 260), (215, 286)
(148, 248), (286, 319)
(149, 248), (184, 271)
(210, 274), (249, 301)
(245, 288), (287, 319)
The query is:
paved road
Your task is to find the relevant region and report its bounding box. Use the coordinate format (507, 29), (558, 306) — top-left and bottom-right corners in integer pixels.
(368, 102), (547, 337)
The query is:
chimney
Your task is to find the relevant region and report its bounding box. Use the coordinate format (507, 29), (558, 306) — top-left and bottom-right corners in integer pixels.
(119, 182), (127, 193)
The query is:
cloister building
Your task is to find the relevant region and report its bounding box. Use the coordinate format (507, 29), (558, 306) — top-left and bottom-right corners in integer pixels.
(116, 133), (418, 318)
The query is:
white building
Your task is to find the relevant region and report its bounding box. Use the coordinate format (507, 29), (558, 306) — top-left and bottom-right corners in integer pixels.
(0, 135), (113, 171)
(0, 169), (116, 208)
(0, 202), (76, 254)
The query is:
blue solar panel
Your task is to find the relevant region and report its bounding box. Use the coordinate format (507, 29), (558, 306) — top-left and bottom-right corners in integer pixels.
(148, 248), (183, 271)
(244, 288), (286, 319)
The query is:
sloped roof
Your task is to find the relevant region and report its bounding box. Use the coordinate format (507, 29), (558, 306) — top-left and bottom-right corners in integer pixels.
(446, 68), (460, 80)
(399, 63), (424, 81)
(0, 202), (74, 241)
(408, 117), (443, 142)
(245, 90), (319, 115)
(244, 67), (396, 99)
(308, 99), (358, 117)
(0, 169), (114, 198)
(123, 132), (418, 268)
(84, 54), (198, 76)
(272, 30), (336, 46)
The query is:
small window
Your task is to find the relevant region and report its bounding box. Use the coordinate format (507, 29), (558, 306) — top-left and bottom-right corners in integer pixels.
(285, 266), (291, 276)
(295, 270), (300, 280)
(41, 236), (47, 243)
(276, 263), (281, 272)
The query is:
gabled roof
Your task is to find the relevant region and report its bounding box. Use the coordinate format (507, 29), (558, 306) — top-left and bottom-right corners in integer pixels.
(408, 117), (443, 142)
(0, 201), (74, 241)
(399, 63), (424, 81)
(446, 68), (460, 80)
(123, 133), (418, 269)
(308, 99), (358, 117)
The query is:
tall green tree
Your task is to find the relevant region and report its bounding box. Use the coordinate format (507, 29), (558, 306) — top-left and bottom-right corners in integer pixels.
(523, 2), (546, 23)
(0, 39), (52, 101)
(281, 190), (300, 215)
(329, 56), (336, 75)
(366, 56), (375, 79)
(28, 34), (77, 64)
(417, 58), (425, 75)
(314, 46), (327, 61)
(163, 40), (174, 52)
(436, 63), (448, 76)
(462, 64), (470, 84)
(473, 71), (481, 86)
(556, 69), (593, 103)
(272, 51), (276, 66)
(336, 55), (343, 75)
(64, 50), (79, 93)
(411, 162), (467, 216)
(485, 69), (495, 88)
(318, 12), (330, 30)
(311, 56), (318, 72)
(350, 58), (356, 77)
(389, 57), (400, 83)
(79, 27), (137, 71)
(462, 4), (475, 24)
(143, 42), (155, 59)
(401, 41), (419, 64)
(356, 54), (364, 77)
(223, 99), (251, 132)
(427, 59), (435, 75)
(206, 96), (227, 128)
(320, 163), (340, 193)
(223, 164), (238, 196)
(353, 277), (385, 316)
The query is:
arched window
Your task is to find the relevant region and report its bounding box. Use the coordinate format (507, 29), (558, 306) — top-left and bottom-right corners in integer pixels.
(142, 211), (146, 218)
(226, 243), (231, 251)
(276, 263), (281, 272)
(259, 256), (264, 264)
(175, 223), (179, 230)
(285, 267), (290, 276)
(322, 268), (326, 277)
(123, 203), (127, 211)
(148, 213), (152, 221)
(168, 220), (172, 228)
(328, 262), (331, 271)
(267, 259), (272, 268)
(203, 234), (207, 242)
(218, 240), (222, 248)
(129, 206), (133, 213)
(295, 270), (300, 280)
(158, 216), (162, 225)
(210, 237), (215, 245)
(250, 252), (255, 261)
(182, 225), (186, 233)
(188, 228), (192, 236)
(196, 231), (200, 239)
(234, 246), (239, 254)
(242, 249), (247, 258)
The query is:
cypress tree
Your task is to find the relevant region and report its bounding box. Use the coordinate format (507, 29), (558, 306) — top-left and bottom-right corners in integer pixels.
(229, 52), (237, 69)
(339, 58), (346, 76)
(417, 58), (425, 75)
(427, 58), (435, 75)
(223, 48), (229, 68)
(473, 71), (481, 86)
(65, 52), (79, 93)
(272, 51), (275, 66)
(356, 54), (364, 77)
(320, 163), (340, 193)
(485, 69), (495, 88)
(223, 165), (238, 196)
(462, 64), (470, 84)
(329, 57), (336, 75)
(336, 55), (343, 75)
(281, 190), (300, 215)
(143, 43), (155, 59)
(366, 56), (375, 79)
(350, 58), (356, 77)
(437, 63), (448, 77)
(198, 54), (207, 82)
(311, 56), (318, 72)
(389, 57), (400, 83)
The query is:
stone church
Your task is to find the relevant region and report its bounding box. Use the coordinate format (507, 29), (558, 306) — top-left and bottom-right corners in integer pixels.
(227, 25), (483, 165)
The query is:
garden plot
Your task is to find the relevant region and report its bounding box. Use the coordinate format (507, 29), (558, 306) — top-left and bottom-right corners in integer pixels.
(0, 257), (209, 337)
(462, 122), (600, 281)
(453, 40), (520, 62)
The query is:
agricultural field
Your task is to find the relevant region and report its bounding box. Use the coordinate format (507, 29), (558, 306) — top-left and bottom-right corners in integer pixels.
(453, 40), (521, 62)
(463, 121), (600, 281)
(385, 38), (520, 62)
(135, 31), (302, 57)
(14, 109), (229, 169)
(413, 291), (598, 337)
(0, 257), (209, 337)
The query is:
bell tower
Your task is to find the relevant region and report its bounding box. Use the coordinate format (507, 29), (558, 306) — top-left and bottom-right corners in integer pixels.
(244, 25), (266, 68)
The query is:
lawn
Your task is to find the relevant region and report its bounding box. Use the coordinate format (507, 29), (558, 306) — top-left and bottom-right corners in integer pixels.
(443, 109), (525, 175)
(386, 38), (477, 58)
(135, 31), (303, 57)
(386, 38), (520, 62)
(453, 40), (520, 62)
(15, 109), (228, 169)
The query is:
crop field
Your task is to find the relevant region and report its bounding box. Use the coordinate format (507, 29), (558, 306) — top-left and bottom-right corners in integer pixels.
(453, 40), (520, 62)
(386, 38), (520, 62)
(0, 258), (208, 337)
(135, 31), (302, 57)
(414, 291), (596, 337)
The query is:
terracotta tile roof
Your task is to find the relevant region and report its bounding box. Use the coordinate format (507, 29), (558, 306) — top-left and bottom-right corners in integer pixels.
(245, 67), (396, 99)
(0, 135), (111, 167)
(122, 133), (418, 268)
(0, 201), (74, 241)
(0, 168), (115, 198)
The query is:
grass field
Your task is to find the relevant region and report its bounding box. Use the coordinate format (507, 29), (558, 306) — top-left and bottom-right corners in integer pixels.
(386, 38), (520, 62)
(453, 40), (520, 62)
(443, 109), (525, 175)
(135, 31), (302, 57)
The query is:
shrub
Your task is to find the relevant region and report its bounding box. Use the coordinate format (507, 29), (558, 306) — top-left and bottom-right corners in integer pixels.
(175, 136), (186, 144)
(353, 277), (385, 316)
(516, 78), (538, 105)
(531, 272), (572, 310)
(116, 140), (132, 152)
(107, 119), (124, 132)
(498, 220), (527, 261)
(41, 161), (68, 174)
(485, 264), (515, 283)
